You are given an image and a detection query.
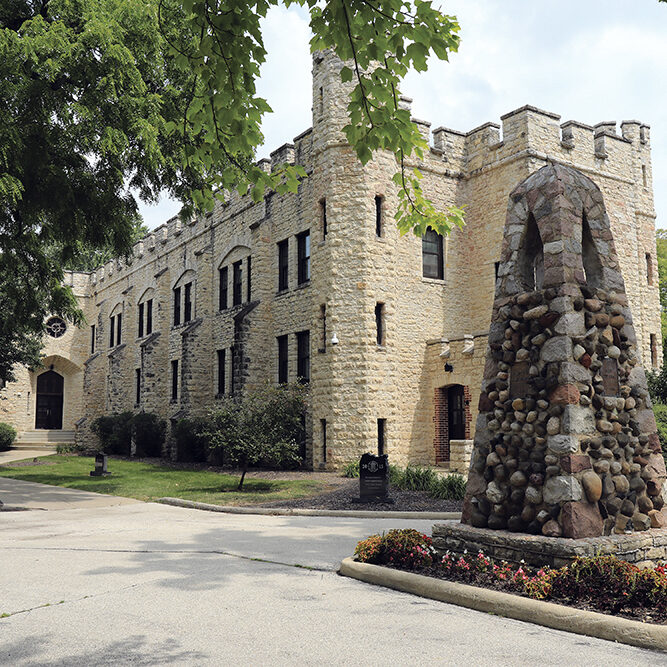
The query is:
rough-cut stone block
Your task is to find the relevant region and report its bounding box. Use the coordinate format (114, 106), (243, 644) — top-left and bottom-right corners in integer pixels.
(561, 501), (603, 538)
(561, 455), (592, 474)
(543, 476), (583, 504)
(547, 434), (578, 454)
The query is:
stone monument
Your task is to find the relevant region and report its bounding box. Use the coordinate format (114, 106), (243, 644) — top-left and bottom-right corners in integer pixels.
(461, 163), (667, 539)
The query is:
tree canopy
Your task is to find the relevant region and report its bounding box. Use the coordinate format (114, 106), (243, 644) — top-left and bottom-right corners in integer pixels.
(0, 0), (461, 381)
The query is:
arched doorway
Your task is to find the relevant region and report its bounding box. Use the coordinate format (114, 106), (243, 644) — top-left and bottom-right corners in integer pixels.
(35, 370), (64, 430)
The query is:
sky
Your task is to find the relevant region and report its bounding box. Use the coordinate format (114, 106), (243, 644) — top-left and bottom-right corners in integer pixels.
(138, 1), (667, 231)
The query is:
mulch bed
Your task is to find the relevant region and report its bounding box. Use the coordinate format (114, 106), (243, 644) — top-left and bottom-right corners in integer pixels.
(256, 478), (463, 513)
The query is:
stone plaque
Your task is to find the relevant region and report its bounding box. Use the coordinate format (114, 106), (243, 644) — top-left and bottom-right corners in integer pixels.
(601, 357), (619, 396)
(510, 361), (531, 399)
(90, 453), (111, 477)
(358, 453), (390, 502)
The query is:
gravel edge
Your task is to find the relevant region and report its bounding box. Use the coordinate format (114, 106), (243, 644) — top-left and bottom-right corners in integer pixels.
(338, 558), (667, 653)
(156, 497), (462, 520)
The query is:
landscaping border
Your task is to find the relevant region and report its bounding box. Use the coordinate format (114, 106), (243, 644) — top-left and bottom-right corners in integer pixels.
(338, 557), (667, 652)
(157, 497), (461, 520)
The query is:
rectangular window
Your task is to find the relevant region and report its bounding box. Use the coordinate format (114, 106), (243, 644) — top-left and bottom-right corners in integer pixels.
(90, 324), (96, 354)
(647, 253), (653, 286)
(651, 334), (658, 367)
(319, 304), (327, 352)
(109, 316), (115, 348)
(377, 418), (386, 455)
(230, 345), (236, 394)
(297, 330), (310, 383)
(375, 195), (383, 237)
(494, 261), (500, 282)
(422, 229), (444, 279)
(247, 256), (252, 302)
(116, 313), (122, 346)
(278, 239), (289, 291)
(146, 299), (153, 335)
(375, 302), (385, 346)
(321, 418), (327, 463)
(135, 368), (141, 405)
(320, 198), (327, 238)
(233, 261), (242, 306)
(297, 231), (310, 284)
(173, 286), (181, 326)
(278, 335), (288, 384)
(184, 282), (192, 323)
(219, 267), (228, 310)
(217, 349), (226, 395)
(138, 302), (144, 338)
(171, 360), (179, 401)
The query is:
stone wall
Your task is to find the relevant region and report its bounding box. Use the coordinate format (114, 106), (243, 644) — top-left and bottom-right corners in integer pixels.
(0, 52), (660, 471)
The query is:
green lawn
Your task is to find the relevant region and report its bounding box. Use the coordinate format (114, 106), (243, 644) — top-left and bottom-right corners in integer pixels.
(0, 455), (326, 505)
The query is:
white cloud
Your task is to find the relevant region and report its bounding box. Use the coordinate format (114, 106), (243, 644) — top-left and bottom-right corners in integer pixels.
(139, 1), (667, 228)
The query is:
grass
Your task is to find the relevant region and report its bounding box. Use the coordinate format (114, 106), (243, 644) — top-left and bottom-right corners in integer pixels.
(0, 455), (326, 506)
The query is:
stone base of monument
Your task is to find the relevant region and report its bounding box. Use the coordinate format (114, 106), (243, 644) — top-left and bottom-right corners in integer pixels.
(432, 523), (667, 569)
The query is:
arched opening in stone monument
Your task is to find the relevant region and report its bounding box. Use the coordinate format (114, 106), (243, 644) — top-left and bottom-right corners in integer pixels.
(581, 213), (603, 288)
(517, 213), (544, 291)
(35, 370), (64, 430)
(433, 384), (470, 464)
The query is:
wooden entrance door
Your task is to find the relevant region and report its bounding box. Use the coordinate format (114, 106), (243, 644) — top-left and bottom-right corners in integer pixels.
(447, 384), (465, 440)
(35, 371), (64, 430)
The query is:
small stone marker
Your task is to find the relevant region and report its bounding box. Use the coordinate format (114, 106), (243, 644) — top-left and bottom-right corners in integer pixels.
(90, 453), (111, 477)
(354, 453), (393, 503)
(601, 357), (619, 396)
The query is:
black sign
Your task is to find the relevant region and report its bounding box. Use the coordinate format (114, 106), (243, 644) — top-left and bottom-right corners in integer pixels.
(357, 453), (391, 502)
(510, 361), (531, 399)
(90, 453), (111, 477)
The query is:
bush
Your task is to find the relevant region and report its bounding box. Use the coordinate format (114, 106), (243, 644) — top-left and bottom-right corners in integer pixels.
(398, 464), (438, 491)
(173, 417), (209, 463)
(647, 367), (667, 403)
(354, 529), (436, 569)
(0, 422), (17, 451)
(132, 412), (166, 458)
(653, 404), (667, 465)
(204, 382), (308, 489)
(429, 473), (467, 500)
(342, 460), (359, 478)
(91, 412), (133, 455)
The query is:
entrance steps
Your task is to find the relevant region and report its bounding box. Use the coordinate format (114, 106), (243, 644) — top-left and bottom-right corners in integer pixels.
(13, 430), (75, 451)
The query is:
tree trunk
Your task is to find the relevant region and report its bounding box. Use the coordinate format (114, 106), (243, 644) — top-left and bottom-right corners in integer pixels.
(237, 465), (248, 491)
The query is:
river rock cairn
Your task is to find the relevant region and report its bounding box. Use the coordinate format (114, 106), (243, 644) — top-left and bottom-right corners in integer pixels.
(463, 163), (667, 538)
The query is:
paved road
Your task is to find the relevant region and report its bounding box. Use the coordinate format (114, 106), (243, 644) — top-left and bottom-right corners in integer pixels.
(1, 490), (665, 665)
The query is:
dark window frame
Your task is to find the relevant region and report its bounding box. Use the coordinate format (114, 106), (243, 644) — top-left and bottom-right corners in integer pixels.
(375, 195), (383, 237)
(116, 313), (122, 346)
(135, 368), (141, 405)
(377, 418), (386, 455)
(146, 299), (153, 335)
(422, 229), (444, 280)
(320, 198), (327, 238)
(277, 335), (288, 384)
(138, 302), (144, 338)
(296, 330), (310, 384)
(247, 256), (252, 302)
(184, 282), (193, 323)
(90, 324), (96, 354)
(375, 302), (384, 346)
(173, 286), (181, 326)
(219, 267), (228, 310)
(171, 359), (179, 402)
(297, 231), (311, 284)
(233, 260), (242, 306)
(278, 239), (289, 291)
(109, 315), (115, 348)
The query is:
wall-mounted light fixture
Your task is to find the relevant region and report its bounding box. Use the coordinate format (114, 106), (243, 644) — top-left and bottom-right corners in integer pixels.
(331, 333), (339, 346)
(444, 363), (454, 373)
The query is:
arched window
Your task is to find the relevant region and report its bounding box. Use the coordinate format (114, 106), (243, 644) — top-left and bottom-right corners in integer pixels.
(109, 303), (123, 347)
(582, 213), (603, 288)
(137, 288), (156, 338)
(517, 213), (544, 291)
(173, 271), (196, 326)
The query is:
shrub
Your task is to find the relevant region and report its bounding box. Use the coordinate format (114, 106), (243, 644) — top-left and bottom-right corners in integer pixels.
(429, 473), (467, 500)
(0, 422), (16, 451)
(354, 529), (436, 569)
(91, 412), (133, 455)
(342, 460), (359, 478)
(173, 417), (209, 463)
(653, 404), (667, 465)
(204, 382), (308, 489)
(647, 367), (667, 404)
(132, 412), (166, 458)
(398, 464), (438, 491)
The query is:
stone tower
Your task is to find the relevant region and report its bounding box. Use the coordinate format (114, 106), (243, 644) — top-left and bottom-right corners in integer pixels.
(463, 163), (667, 538)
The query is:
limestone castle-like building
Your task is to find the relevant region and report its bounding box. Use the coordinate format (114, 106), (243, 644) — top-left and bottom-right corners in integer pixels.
(0, 52), (661, 468)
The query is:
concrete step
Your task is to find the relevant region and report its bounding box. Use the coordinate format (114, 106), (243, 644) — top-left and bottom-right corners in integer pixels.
(14, 431), (75, 450)
(12, 443), (59, 451)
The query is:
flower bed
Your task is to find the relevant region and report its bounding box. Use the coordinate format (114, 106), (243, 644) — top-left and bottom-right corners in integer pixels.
(354, 529), (667, 624)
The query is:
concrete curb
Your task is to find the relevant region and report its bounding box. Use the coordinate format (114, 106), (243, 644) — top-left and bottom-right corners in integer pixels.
(157, 497), (462, 520)
(338, 558), (667, 653)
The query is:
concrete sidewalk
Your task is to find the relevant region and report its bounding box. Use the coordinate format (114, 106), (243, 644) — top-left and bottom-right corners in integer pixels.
(0, 449), (56, 465)
(0, 476), (140, 510)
